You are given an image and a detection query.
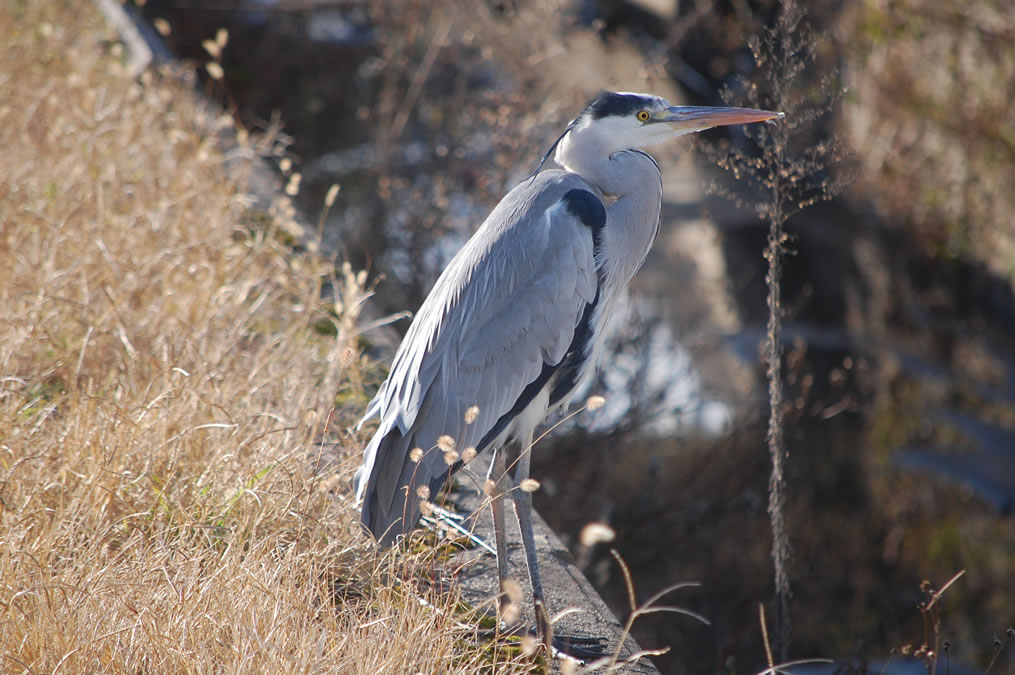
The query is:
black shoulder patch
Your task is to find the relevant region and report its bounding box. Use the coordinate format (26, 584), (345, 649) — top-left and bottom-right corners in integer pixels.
(583, 91), (654, 120)
(549, 284), (601, 407)
(561, 188), (606, 233)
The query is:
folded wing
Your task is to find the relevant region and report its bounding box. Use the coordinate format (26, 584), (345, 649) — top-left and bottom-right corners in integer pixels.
(355, 173), (604, 545)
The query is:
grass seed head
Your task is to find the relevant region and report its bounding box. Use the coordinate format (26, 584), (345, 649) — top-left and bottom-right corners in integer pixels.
(205, 61), (224, 81)
(461, 447), (477, 464)
(340, 347), (355, 368)
(519, 478), (540, 493)
(464, 405), (479, 424)
(501, 601), (521, 626)
(499, 578), (523, 625)
(586, 395), (606, 411)
(201, 39), (220, 59)
(580, 522), (616, 547)
(409, 447), (423, 463)
(324, 183), (340, 208)
(436, 435), (455, 452)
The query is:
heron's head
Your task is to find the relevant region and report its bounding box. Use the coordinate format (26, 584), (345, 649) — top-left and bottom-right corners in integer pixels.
(557, 91), (783, 160)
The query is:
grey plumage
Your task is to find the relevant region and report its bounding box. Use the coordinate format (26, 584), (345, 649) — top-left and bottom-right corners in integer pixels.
(353, 91), (782, 648)
(355, 171), (603, 544)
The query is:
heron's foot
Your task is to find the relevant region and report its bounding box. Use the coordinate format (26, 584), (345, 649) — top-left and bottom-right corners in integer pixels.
(533, 599), (552, 653)
(485, 616), (605, 663)
(546, 632), (609, 662)
(528, 599), (608, 662)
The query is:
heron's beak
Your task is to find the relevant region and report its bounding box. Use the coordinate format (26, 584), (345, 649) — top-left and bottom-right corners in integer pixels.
(655, 106), (784, 132)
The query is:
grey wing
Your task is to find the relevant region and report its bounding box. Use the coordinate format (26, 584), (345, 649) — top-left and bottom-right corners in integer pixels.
(355, 180), (603, 545)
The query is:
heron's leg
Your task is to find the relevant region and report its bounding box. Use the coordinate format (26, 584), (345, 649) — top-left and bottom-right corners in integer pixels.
(489, 444), (511, 617)
(485, 447), (497, 483)
(510, 428), (551, 651)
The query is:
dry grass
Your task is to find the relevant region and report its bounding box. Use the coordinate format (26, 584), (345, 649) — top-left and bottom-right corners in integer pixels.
(0, 2), (536, 672)
(843, 0), (1015, 276)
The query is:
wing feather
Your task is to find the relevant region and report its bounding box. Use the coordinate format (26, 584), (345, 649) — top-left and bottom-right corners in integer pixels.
(356, 171), (603, 543)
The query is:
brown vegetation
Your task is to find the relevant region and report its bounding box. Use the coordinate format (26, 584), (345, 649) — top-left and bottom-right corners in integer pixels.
(0, 3), (540, 671)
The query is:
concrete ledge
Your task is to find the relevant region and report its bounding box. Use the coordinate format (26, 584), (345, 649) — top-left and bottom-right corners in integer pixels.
(447, 455), (660, 672)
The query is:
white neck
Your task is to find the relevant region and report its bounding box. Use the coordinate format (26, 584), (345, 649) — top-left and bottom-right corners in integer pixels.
(555, 128), (663, 290)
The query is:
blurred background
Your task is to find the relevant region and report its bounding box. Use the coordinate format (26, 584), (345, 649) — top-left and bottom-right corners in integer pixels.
(136, 0), (1014, 672)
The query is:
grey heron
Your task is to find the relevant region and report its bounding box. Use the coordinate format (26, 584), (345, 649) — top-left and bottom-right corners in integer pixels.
(354, 91), (781, 649)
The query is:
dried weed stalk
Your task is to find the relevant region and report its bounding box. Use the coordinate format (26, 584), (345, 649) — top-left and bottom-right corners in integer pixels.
(701, 0), (851, 660)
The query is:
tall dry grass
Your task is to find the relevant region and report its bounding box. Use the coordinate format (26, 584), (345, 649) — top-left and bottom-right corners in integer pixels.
(0, 2), (535, 672)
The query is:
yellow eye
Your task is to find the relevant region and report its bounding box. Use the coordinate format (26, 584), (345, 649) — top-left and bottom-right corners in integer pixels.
(636, 110), (651, 122)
